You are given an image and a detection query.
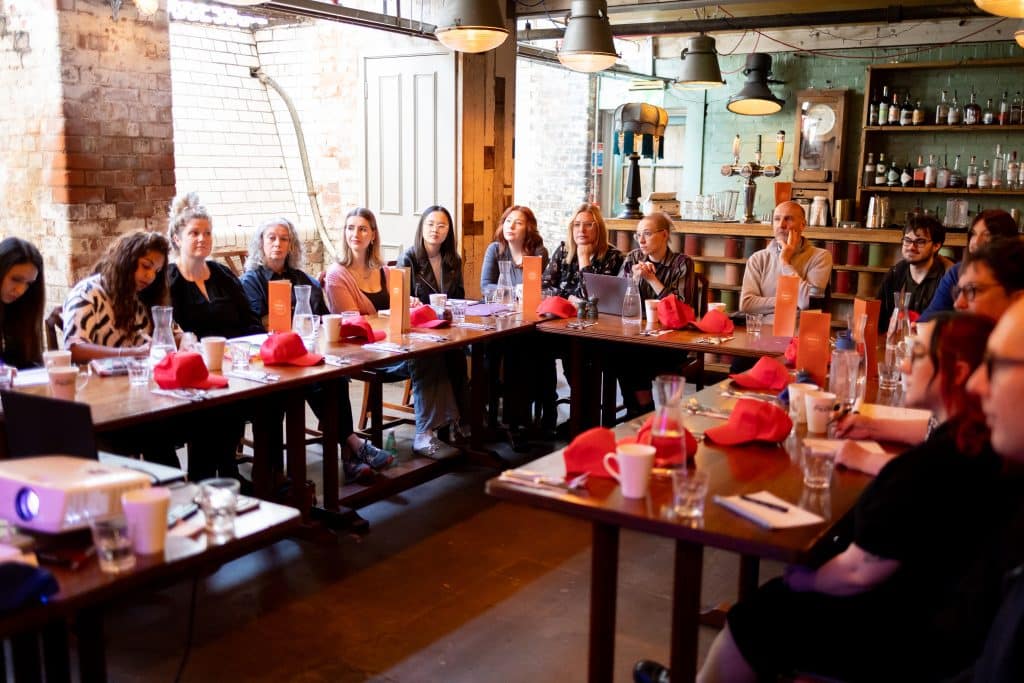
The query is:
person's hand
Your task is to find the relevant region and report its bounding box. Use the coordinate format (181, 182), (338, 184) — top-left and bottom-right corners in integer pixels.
(577, 243), (593, 267)
(780, 223), (802, 265)
(835, 440), (893, 476)
(130, 343), (150, 358)
(832, 413), (875, 440)
(783, 565), (817, 592)
(633, 261), (656, 281)
(317, 271), (327, 288)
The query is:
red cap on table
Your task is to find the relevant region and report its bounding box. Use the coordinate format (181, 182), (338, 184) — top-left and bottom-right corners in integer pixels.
(694, 308), (734, 334)
(729, 356), (790, 391)
(260, 331), (324, 366)
(154, 352), (228, 390)
(537, 296), (577, 319)
(338, 317), (387, 343)
(410, 306), (450, 329)
(704, 398), (792, 446)
(563, 427), (617, 478)
(657, 295), (695, 329)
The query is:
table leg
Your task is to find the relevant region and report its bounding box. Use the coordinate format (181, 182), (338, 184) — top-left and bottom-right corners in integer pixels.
(321, 381), (341, 512)
(41, 621), (71, 683)
(569, 338), (585, 436)
(670, 540), (704, 683)
(589, 521), (619, 683)
(284, 390), (309, 516)
(738, 555), (759, 600)
(600, 346), (617, 428)
(470, 343), (486, 453)
(250, 400), (280, 501)
(75, 608), (106, 682)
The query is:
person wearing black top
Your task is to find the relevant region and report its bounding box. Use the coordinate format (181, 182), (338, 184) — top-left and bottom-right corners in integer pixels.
(876, 216), (951, 329)
(0, 237), (44, 369)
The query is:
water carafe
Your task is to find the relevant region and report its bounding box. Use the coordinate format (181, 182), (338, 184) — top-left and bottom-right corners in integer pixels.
(882, 291), (912, 402)
(621, 279), (641, 326)
(651, 374), (688, 467)
(292, 284), (316, 349)
(495, 260), (516, 308)
(149, 305), (176, 363)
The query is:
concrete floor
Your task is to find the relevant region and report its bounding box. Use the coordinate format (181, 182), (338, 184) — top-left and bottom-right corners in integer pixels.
(98, 379), (781, 682)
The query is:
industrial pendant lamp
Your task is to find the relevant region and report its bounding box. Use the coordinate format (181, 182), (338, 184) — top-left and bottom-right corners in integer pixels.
(558, 0), (619, 73)
(673, 34), (724, 90)
(1016, 25), (1024, 47)
(974, 0), (1024, 18)
(726, 53), (785, 115)
(435, 0), (509, 54)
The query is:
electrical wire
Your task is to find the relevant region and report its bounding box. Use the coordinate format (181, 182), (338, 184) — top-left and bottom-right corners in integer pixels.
(173, 578), (199, 683)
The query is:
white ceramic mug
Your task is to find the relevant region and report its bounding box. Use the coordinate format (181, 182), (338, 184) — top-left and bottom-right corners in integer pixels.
(43, 350), (72, 368)
(603, 444), (656, 498)
(787, 382), (819, 425)
(322, 314), (343, 342)
(121, 487), (171, 555)
(48, 365), (80, 400)
(805, 390), (838, 434)
(201, 336), (226, 372)
(644, 299), (659, 328)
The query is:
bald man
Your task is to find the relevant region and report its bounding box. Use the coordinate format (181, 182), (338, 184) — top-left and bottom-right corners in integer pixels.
(739, 201), (832, 322)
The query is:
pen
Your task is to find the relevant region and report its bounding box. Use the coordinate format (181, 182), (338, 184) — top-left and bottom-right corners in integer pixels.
(740, 494), (789, 513)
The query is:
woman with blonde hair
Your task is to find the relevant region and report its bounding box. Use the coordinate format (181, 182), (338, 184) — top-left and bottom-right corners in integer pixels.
(543, 202), (623, 300)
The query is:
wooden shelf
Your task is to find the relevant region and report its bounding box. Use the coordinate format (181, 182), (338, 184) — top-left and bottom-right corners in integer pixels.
(833, 264), (891, 273)
(708, 282), (742, 291)
(867, 57), (1024, 72)
(860, 186), (1024, 196)
(864, 124), (1024, 133)
(691, 255), (747, 264)
(832, 292), (858, 301)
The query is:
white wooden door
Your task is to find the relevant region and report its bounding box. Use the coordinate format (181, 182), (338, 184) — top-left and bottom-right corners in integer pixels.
(365, 53), (457, 256)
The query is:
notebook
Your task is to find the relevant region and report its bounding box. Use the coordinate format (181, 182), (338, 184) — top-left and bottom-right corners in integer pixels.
(581, 272), (630, 315)
(0, 391), (185, 485)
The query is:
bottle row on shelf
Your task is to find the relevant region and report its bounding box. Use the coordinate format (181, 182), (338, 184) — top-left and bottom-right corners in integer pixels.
(863, 145), (1024, 190)
(868, 87), (1024, 127)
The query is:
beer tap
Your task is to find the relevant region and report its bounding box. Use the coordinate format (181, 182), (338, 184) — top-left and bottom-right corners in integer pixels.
(721, 131), (786, 223)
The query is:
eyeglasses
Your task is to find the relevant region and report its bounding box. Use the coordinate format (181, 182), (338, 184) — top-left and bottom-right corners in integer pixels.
(425, 222), (449, 230)
(573, 221), (597, 229)
(635, 230), (666, 241)
(952, 282), (1001, 302)
(901, 237), (932, 248)
(983, 352), (1024, 379)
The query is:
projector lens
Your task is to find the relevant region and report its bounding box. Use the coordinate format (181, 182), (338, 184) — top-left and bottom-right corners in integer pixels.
(15, 488), (39, 521)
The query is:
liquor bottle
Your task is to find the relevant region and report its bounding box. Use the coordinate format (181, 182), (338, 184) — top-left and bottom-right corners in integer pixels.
(902, 161), (915, 188)
(912, 99), (926, 126)
(924, 154), (937, 188)
(978, 159), (992, 189)
(999, 92), (1010, 125)
(936, 154), (950, 189)
(1007, 151), (1020, 190)
(966, 155), (979, 189)
(983, 98), (996, 125)
(948, 91), (963, 125)
(878, 86), (891, 125)
(1011, 92), (1023, 125)
(868, 90), (880, 126)
(964, 91), (982, 125)
(912, 155), (925, 187)
(992, 144), (1004, 189)
(935, 90), (950, 125)
(875, 153), (888, 186)
(887, 90), (901, 125)
(863, 152), (875, 187)
(899, 93), (914, 126)
(949, 154), (963, 188)
(887, 160), (901, 187)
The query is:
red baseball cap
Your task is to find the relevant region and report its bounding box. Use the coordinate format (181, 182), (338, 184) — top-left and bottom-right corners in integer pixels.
(729, 356), (790, 391)
(704, 398), (793, 446)
(563, 426), (617, 478)
(410, 305), (450, 329)
(260, 331), (324, 366)
(785, 337), (798, 365)
(337, 317), (386, 343)
(657, 295), (695, 329)
(619, 414), (699, 466)
(538, 296), (577, 319)
(694, 308), (735, 334)
(154, 352), (228, 390)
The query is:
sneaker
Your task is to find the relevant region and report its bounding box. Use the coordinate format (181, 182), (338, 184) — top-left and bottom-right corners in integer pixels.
(450, 419), (471, 443)
(343, 459), (374, 484)
(412, 432), (458, 459)
(356, 439), (395, 470)
(633, 660), (670, 683)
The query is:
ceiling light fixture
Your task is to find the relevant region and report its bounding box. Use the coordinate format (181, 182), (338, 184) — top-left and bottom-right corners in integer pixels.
(974, 0), (1024, 18)
(673, 33), (724, 90)
(727, 53), (785, 116)
(558, 0), (619, 73)
(1016, 23), (1024, 46)
(434, 0), (509, 54)
(134, 0), (159, 16)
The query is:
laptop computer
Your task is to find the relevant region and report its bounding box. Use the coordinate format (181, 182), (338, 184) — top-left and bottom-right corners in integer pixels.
(0, 391), (185, 485)
(582, 272), (630, 315)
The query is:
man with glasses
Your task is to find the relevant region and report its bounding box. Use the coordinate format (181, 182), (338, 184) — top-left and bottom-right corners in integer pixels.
(953, 236), (1024, 321)
(877, 216), (951, 328)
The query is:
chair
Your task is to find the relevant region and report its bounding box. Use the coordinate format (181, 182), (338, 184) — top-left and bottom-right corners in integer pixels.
(44, 306), (63, 351)
(809, 282), (832, 312)
(211, 247), (248, 277)
(356, 368), (416, 446)
(680, 271), (710, 390)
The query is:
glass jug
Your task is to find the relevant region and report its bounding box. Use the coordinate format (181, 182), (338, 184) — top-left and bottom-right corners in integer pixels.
(621, 279), (641, 326)
(882, 291), (912, 398)
(651, 374), (688, 468)
(292, 284), (316, 348)
(149, 306), (177, 363)
(495, 260), (516, 308)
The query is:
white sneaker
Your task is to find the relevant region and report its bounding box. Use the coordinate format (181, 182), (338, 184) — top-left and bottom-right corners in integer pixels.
(413, 432), (457, 459)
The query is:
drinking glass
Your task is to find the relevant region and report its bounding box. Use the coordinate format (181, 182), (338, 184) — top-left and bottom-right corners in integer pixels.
(0, 365), (15, 391)
(801, 445), (836, 489)
(127, 358), (151, 387)
(451, 301), (467, 323)
(745, 313), (763, 337)
(671, 469), (709, 518)
(230, 342), (252, 372)
(197, 478), (241, 541)
(90, 517), (136, 573)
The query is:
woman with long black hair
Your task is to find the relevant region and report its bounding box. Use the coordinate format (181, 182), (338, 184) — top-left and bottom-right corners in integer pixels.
(0, 237), (44, 368)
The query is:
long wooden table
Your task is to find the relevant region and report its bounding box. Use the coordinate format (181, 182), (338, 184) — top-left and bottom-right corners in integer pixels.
(485, 383), (876, 683)
(0, 490), (300, 682)
(537, 315), (791, 432)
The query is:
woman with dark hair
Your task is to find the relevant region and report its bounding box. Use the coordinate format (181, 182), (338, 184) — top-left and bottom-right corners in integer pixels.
(543, 202), (624, 300)
(669, 313), (1010, 683)
(920, 209), (1019, 321)
(480, 205), (549, 290)
(63, 231), (170, 363)
(401, 205), (465, 302)
(0, 237), (44, 368)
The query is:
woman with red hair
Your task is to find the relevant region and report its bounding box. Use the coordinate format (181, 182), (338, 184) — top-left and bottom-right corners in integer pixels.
(480, 205), (549, 290)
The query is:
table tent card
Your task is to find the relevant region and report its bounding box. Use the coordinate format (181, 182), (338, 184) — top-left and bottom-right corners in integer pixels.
(268, 280), (291, 333)
(772, 273), (799, 337)
(796, 309), (831, 387)
(853, 297), (881, 384)
(388, 267), (411, 338)
(521, 255), (543, 322)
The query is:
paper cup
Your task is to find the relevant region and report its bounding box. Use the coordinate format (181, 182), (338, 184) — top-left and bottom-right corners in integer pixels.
(201, 336), (226, 372)
(48, 365), (79, 400)
(43, 350), (72, 368)
(603, 444), (656, 498)
(121, 487), (170, 555)
(644, 299), (659, 327)
(322, 314), (343, 342)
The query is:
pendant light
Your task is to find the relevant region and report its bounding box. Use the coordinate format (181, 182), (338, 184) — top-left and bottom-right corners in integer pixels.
(974, 0), (1024, 18)
(558, 0), (619, 73)
(435, 0), (509, 54)
(673, 34), (724, 90)
(1016, 21), (1024, 46)
(726, 53), (785, 116)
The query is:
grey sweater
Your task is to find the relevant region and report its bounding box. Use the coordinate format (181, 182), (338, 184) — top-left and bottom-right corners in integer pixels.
(740, 238), (833, 321)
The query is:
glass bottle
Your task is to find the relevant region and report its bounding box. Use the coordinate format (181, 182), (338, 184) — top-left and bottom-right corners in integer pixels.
(875, 152), (888, 186)
(911, 156), (924, 187)
(982, 97), (996, 125)
(883, 292), (912, 401)
(878, 86), (891, 125)
(869, 90), (880, 126)
(887, 160), (901, 187)
(887, 90), (901, 125)
(1007, 151), (1020, 191)
(149, 305), (177, 363)
(829, 331), (861, 411)
(292, 284), (316, 349)
(899, 93), (914, 126)
(964, 91), (982, 125)
(902, 160), (915, 188)
(978, 159), (992, 189)
(863, 152), (875, 188)
(936, 154), (950, 189)
(948, 91), (963, 125)
(966, 155), (979, 189)
(495, 260), (516, 307)
(999, 91), (1010, 125)
(924, 154), (937, 188)
(991, 144), (1004, 189)
(1011, 91), (1023, 126)
(949, 153), (963, 188)
(935, 89), (950, 125)
(912, 99), (926, 125)
(621, 279), (641, 326)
